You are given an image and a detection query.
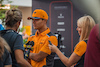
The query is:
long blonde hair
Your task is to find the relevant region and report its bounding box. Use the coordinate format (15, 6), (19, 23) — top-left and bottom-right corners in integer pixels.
(0, 37), (11, 59)
(77, 15), (95, 41)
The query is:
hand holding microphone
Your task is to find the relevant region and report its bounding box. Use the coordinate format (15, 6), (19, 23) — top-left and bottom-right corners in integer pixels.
(48, 40), (58, 53)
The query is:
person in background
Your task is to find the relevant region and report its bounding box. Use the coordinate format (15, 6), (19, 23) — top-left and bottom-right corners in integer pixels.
(49, 15), (95, 67)
(84, 23), (100, 67)
(22, 29), (29, 39)
(0, 8), (32, 67)
(0, 24), (4, 31)
(0, 36), (12, 67)
(27, 9), (58, 67)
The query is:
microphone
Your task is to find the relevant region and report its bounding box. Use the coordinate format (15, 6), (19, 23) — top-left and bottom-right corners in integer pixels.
(24, 41), (34, 59)
(24, 41), (34, 50)
(48, 40), (52, 45)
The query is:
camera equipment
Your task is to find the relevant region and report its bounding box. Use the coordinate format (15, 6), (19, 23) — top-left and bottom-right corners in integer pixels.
(54, 31), (63, 49)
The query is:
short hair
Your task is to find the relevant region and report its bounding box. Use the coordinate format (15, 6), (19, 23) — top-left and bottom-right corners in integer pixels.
(77, 15), (96, 41)
(5, 8), (22, 27)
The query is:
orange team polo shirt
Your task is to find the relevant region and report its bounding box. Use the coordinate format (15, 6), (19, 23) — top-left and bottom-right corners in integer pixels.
(74, 41), (87, 56)
(27, 28), (58, 67)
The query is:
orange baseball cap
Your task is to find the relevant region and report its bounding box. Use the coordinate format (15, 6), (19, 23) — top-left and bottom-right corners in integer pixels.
(28, 9), (48, 20)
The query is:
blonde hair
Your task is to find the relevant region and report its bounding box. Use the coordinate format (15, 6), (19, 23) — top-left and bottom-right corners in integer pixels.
(0, 37), (11, 59)
(77, 15), (95, 41)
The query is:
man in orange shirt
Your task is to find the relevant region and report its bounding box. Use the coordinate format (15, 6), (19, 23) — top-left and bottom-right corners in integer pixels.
(27, 9), (58, 67)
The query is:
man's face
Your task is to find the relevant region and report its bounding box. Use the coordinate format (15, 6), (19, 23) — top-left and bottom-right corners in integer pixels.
(32, 19), (45, 30)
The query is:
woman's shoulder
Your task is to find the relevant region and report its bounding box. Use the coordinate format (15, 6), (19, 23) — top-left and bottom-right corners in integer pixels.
(76, 41), (87, 48)
(79, 40), (87, 45)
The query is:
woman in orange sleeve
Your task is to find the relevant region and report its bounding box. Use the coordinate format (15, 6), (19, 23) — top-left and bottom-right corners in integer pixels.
(49, 15), (95, 67)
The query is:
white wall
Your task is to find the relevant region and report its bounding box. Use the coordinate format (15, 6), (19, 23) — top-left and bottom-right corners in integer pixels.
(71, 0), (100, 23)
(3, 0), (32, 7)
(3, 0), (32, 34)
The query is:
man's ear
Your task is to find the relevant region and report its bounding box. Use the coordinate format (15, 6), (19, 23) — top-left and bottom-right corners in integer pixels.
(43, 20), (47, 24)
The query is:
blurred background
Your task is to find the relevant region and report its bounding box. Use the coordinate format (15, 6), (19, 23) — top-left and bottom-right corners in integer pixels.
(0, 0), (100, 67)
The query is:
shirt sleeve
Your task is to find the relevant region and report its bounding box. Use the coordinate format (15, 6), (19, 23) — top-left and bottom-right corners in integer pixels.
(74, 41), (87, 56)
(4, 48), (12, 65)
(13, 35), (24, 51)
(40, 36), (58, 55)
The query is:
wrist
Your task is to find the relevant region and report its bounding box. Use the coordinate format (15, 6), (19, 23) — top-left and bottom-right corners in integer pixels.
(55, 47), (59, 53)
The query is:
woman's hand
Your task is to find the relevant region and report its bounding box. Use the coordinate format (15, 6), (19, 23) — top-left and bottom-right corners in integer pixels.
(49, 44), (58, 53)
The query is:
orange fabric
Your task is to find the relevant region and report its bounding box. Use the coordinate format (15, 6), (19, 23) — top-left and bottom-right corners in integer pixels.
(27, 28), (58, 67)
(74, 41), (87, 56)
(32, 9), (48, 20)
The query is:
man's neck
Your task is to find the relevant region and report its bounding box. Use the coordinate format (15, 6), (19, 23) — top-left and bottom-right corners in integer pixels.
(37, 27), (48, 34)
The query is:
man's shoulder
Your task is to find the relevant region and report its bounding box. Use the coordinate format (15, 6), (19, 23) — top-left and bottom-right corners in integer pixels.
(46, 32), (55, 37)
(30, 34), (35, 37)
(91, 24), (99, 32)
(28, 34), (35, 41)
(90, 24), (99, 38)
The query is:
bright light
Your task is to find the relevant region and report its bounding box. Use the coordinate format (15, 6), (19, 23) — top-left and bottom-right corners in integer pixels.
(0, 4), (10, 9)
